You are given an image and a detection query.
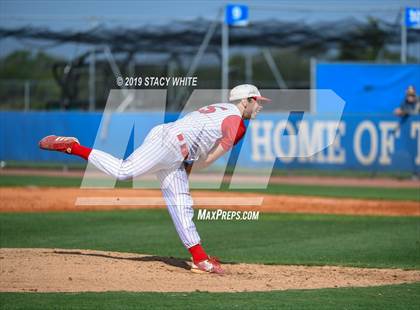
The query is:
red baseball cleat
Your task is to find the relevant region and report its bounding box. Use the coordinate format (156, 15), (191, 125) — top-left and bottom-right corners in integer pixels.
(39, 135), (80, 154)
(191, 256), (224, 274)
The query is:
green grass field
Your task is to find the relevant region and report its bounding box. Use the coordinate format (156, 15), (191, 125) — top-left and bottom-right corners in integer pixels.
(1, 211), (419, 269)
(3, 161), (414, 179)
(1, 283), (419, 310)
(0, 210), (419, 309)
(1, 174), (419, 201)
(1, 174), (419, 309)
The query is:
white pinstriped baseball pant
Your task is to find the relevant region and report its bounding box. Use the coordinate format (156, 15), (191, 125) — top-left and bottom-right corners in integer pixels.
(88, 124), (201, 248)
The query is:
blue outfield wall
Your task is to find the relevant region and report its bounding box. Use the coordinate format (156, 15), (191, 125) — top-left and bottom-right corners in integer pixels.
(0, 112), (419, 172)
(238, 114), (419, 173)
(316, 63), (420, 114)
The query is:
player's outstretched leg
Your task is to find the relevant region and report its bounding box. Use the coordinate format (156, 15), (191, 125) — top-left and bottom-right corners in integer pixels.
(39, 128), (183, 180)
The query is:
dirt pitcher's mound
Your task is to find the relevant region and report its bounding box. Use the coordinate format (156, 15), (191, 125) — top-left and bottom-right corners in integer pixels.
(1, 248), (419, 293)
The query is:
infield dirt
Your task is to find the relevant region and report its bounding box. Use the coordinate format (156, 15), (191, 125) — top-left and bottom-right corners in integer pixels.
(0, 187), (419, 216)
(1, 248), (419, 293)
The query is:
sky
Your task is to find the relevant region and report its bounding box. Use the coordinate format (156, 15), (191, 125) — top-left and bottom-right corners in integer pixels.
(0, 0), (419, 57)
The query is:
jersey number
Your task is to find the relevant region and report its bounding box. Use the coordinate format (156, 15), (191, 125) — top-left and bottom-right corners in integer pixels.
(198, 105), (228, 114)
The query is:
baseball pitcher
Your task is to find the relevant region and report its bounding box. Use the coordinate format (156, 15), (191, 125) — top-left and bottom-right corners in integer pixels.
(39, 84), (270, 274)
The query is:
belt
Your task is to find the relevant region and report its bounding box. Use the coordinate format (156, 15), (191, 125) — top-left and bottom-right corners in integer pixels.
(177, 134), (189, 159)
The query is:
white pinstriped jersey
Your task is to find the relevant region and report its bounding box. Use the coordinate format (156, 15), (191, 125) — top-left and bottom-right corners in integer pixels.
(165, 103), (246, 160)
(87, 102), (246, 250)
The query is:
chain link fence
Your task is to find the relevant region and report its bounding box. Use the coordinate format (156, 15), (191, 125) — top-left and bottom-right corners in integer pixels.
(0, 79), (60, 110)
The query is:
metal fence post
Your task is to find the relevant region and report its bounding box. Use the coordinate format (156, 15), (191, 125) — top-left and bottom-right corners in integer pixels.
(310, 57), (317, 114)
(24, 80), (30, 111)
(245, 53), (253, 83)
(89, 49), (96, 111)
(221, 12), (229, 102)
(401, 7), (407, 64)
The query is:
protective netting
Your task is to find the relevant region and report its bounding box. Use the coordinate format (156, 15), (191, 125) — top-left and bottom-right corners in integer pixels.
(1, 18), (418, 54)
